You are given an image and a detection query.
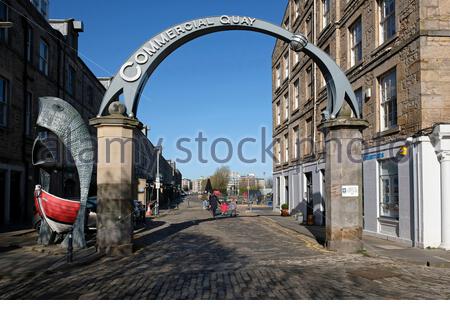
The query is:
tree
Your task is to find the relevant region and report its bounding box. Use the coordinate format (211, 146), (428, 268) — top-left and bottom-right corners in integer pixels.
(210, 166), (231, 194)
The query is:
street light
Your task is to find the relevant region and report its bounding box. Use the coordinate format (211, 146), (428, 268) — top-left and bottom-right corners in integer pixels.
(0, 22), (14, 28)
(155, 146), (162, 216)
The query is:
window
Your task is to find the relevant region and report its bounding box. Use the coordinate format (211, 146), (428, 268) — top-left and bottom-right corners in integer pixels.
(306, 66), (313, 100)
(293, 126), (300, 159)
(306, 117), (313, 155)
(294, 0), (300, 20)
(26, 27), (33, 62)
(283, 17), (290, 30)
(87, 85), (94, 106)
(306, 15), (312, 41)
(293, 79), (300, 110)
(322, 46), (330, 87)
(275, 63), (281, 88)
(379, 0), (396, 44)
(276, 139), (281, 164)
(276, 101), (281, 125)
(0, 2), (8, 42)
(284, 93), (289, 120)
(293, 51), (299, 66)
(31, 0), (49, 19)
(39, 39), (49, 75)
(25, 92), (33, 136)
(40, 0), (49, 19)
(379, 159), (399, 219)
(283, 52), (289, 80)
(284, 134), (289, 163)
(276, 177), (281, 205)
(355, 87), (363, 117)
(350, 17), (362, 66)
(66, 65), (76, 95)
(0, 77), (8, 127)
(322, 0), (331, 30)
(379, 69), (397, 131)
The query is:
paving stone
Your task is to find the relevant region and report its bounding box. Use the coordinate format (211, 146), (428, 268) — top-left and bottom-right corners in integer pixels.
(1, 208), (450, 299)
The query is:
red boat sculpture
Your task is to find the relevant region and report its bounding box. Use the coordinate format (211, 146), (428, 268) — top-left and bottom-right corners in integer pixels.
(34, 185), (80, 234)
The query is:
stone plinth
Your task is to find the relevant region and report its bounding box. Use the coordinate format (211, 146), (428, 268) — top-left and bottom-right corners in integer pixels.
(319, 108), (369, 253)
(90, 104), (143, 256)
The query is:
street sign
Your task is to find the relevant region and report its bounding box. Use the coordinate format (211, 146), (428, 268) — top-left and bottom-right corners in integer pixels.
(342, 185), (359, 197)
(156, 182), (161, 189)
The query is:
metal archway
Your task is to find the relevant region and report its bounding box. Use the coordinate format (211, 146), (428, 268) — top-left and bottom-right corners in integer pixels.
(98, 15), (360, 119)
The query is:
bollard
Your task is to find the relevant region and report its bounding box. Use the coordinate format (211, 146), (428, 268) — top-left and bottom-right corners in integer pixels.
(67, 228), (73, 263)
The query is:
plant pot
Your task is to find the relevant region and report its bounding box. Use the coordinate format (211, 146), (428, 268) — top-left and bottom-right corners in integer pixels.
(281, 209), (289, 217)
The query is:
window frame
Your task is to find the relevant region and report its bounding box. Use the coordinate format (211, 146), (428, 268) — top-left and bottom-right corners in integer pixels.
(378, 159), (399, 220)
(379, 0), (396, 45)
(284, 134), (289, 163)
(294, 0), (301, 20)
(39, 39), (49, 76)
(0, 76), (9, 127)
(354, 87), (363, 117)
(293, 79), (300, 110)
(293, 126), (300, 159)
(284, 93), (289, 121)
(350, 17), (362, 67)
(283, 52), (289, 80)
(25, 91), (33, 136)
(379, 68), (397, 131)
(276, 139), (281, 164)
(66, 64), (76, 96)
(276, 101), (281, 126)
(0, 2), (9, 43)
(322, 0), (331, 30)
(275, 63), (281, 88)
(306, 66), (313, 100)
(26, 26), (33, 63)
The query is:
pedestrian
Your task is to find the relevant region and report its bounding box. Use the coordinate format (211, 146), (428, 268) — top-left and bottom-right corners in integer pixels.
(209, 190), (221, 218)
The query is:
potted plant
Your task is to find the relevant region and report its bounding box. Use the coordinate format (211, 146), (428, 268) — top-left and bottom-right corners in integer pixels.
(281, 203), (289, 216)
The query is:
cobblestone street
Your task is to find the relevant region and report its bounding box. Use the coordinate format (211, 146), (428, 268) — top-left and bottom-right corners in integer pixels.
(1, 205), (450, 299)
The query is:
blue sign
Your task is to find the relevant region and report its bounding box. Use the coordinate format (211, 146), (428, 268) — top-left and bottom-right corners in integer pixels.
(363, 152), (384, 161)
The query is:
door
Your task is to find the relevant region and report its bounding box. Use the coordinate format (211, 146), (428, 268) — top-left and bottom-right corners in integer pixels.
(305, 172), (313, 218)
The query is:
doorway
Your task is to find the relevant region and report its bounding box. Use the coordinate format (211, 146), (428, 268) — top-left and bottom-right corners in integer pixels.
(305, 172), (313, 220)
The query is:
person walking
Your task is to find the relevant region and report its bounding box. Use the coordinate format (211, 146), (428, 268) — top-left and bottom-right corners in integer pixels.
(209, 190), (221, 218)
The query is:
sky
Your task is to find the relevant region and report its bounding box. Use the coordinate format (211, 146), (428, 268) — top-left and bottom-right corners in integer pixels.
(51, 0), (287, 180)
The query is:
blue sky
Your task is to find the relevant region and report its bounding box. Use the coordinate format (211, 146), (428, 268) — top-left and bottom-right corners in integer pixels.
(51, 0), (287, 180)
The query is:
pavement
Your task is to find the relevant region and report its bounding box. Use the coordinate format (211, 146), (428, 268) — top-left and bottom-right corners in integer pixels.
(0, 203), (449, 299)
(255, 209), (450, 268)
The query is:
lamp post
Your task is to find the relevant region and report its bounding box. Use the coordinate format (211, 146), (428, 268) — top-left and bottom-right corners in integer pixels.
(0, 22), (13, 28)
(155, 146), (161, 216)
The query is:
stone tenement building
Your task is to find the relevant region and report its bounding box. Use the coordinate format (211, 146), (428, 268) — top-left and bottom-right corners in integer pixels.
(0, 0), (106, 227)
(272, 0), (450, 248)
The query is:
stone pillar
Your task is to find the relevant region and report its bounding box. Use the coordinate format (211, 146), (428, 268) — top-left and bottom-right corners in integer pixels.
(318, 105), (369, 253)
(90, 103), (142, 256)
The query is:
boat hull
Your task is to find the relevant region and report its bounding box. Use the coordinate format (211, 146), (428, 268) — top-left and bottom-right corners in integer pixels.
(34, 185), (80, 234)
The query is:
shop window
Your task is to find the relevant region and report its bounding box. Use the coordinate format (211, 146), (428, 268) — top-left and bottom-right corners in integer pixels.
(379, 159), (399, 219)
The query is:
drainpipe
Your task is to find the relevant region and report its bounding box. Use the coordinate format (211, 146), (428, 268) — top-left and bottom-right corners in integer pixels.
(313, 0), (318, 157)
(21, 17), (29, 224)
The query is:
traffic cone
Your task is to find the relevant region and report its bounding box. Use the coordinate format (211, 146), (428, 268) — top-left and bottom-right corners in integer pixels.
(146, 203), (153, 217)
